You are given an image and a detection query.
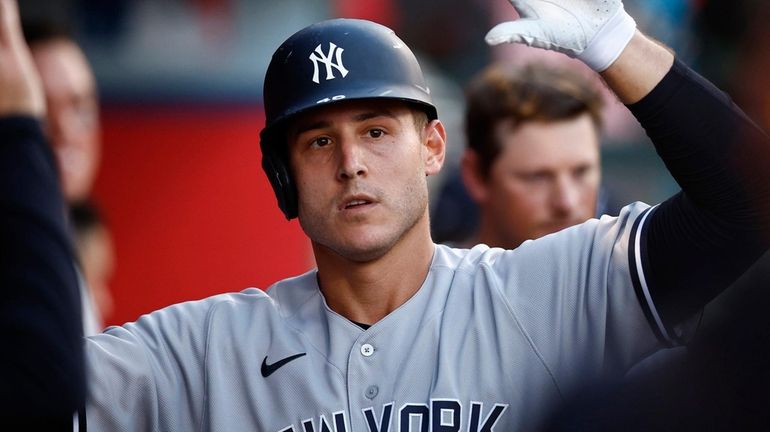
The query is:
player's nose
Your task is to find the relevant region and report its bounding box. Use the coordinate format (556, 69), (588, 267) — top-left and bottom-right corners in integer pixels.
(336, 138), (367, 180)
(551, 176), (581, 216)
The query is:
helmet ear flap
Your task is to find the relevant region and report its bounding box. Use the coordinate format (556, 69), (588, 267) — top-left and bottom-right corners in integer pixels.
(260, 133), (298, 220)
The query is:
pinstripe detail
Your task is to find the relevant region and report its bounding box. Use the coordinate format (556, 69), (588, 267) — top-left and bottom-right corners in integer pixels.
(632, 205), (672, 344)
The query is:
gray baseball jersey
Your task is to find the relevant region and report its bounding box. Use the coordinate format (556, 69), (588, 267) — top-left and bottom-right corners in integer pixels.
(85, 202), (667, 431)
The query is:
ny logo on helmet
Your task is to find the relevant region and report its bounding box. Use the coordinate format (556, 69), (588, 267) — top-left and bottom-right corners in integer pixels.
(309, 42), (349, 84)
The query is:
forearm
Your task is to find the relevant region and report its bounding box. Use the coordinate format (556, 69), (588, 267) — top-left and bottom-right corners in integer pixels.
(601, 31), (674, 104)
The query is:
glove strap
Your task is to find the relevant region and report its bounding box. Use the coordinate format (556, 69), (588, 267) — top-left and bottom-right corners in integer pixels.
(579, 7), (637, 72)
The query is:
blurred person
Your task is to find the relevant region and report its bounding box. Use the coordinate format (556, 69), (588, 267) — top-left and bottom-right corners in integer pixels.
(3, 0), (770, 431)
(0, 0), (84, 427)
(460, 62), (603, 249)
(429, 46), (634, 245)
(23, 19), (109, 333)
(70, 200), (116, 328)
(23, 20), (100, 204)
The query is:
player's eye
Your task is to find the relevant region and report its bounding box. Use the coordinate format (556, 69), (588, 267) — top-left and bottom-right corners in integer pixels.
(520, 172), (549, 183)
(573, 165), (592, 179)
(367, 128), (385, 138)
(310, 136), (332, 148)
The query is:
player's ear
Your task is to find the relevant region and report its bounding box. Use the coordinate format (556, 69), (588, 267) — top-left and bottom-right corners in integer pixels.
(461, 148), (489, 204)
(423, 119), (446, 177)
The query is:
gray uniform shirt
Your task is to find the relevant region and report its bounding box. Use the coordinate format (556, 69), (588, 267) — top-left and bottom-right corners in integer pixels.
(86, 202), (663, 431)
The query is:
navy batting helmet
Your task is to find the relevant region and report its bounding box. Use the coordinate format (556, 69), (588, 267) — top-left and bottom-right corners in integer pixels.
(260, 18), (438, 220)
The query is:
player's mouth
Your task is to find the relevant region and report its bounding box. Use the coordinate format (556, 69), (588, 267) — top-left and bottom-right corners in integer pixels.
(339, 194), (377, 213)
(345, 199), (369, 208)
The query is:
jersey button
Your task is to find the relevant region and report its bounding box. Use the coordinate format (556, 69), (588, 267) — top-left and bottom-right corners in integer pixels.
(360, 343), (375, 357)
(365, 385), (379, 399)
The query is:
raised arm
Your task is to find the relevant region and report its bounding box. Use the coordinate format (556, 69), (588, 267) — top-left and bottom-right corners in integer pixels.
(0, 0), (84, 426)
(622, 51), (770, 337)
(600, 31), (673, 104)
(487, 0), (770, 340)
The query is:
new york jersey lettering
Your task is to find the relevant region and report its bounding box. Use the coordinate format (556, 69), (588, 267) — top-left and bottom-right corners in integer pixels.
(277, 400), (507, 432)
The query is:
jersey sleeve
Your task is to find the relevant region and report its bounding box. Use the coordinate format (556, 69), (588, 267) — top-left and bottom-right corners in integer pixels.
(0, 116), (85, 426)
(84, 297), (219, 431)
(490, 202), (662, 388)
(628, 59), (770, 334)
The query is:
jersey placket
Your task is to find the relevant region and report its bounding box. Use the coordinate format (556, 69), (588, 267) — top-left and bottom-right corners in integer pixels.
(341, 270), (443, 431)
(346, 331), (389, 431)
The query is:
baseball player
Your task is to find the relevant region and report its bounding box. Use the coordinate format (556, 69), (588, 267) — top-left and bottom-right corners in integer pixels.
(3, 0), (770, 431)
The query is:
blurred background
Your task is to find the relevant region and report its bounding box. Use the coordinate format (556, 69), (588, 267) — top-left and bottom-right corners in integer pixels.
(18, 0), (770, 327)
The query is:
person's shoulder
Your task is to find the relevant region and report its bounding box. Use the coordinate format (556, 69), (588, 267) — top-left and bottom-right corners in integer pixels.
(99, 288), (278, 338)
(536, 201), (653, 250)
(168, 288), (275, 313)
(597, 201), (652, 225)
(262, 268), (320, 319)
(433, 242), (510, 273)
(435, 201), (652, 274)
(125, 270), (321, 325)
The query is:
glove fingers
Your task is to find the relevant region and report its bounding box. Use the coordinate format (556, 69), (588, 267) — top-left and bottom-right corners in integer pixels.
(485, 20), (548, 47)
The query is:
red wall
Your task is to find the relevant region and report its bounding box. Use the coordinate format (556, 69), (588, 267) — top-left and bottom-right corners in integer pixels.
(93, 105), (313, 326)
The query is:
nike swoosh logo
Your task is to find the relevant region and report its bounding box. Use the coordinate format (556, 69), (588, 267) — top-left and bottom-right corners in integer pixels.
(261, 353), (306, 377)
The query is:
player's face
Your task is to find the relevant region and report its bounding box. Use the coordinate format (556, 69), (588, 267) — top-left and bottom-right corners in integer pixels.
(287, 99), (445, 262)
(474, 114), (600, 249)
(31, 39), (100, 202)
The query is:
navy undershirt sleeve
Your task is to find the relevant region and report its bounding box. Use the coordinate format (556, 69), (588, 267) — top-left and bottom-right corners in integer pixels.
(0, 116), (84, 425)
(627, 60), (770, 336)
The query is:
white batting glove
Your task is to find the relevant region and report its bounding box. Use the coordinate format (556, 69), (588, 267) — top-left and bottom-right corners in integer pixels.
(485, 0), (637, 72)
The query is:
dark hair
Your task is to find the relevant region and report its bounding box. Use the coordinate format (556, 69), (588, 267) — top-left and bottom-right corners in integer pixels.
(465, 63), (604, 179)
(69, 199), (105, 236)
(412, 109), (429, 135)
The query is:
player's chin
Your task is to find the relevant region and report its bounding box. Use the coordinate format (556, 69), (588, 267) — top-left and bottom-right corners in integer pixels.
(330, 231), (396, 263)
